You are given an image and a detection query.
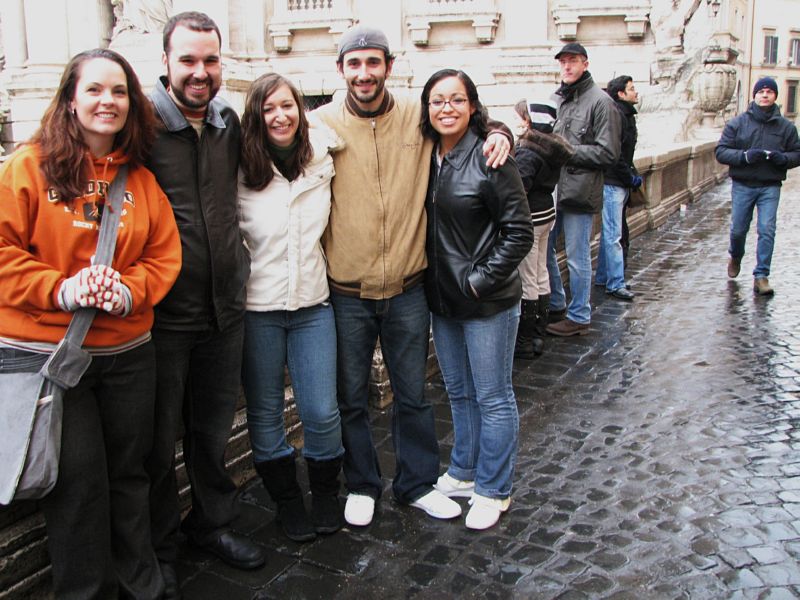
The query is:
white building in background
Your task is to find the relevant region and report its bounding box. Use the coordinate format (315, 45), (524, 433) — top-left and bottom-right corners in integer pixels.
(0, 0), (797, 158)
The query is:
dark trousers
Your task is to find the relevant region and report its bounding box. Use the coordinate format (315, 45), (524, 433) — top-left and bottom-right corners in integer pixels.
(146, 321), (244, 562)
(40, 342), (163, 600)
(329, 284), (439, 504)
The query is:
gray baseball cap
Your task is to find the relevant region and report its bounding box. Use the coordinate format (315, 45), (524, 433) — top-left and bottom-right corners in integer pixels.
(337, 25), (391, 61)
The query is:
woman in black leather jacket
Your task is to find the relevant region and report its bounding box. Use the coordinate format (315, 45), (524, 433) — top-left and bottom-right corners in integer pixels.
(421, 69), (532, 530)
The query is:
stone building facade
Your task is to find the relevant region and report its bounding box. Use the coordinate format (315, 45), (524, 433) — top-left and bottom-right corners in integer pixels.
(2, 0), (797, 159)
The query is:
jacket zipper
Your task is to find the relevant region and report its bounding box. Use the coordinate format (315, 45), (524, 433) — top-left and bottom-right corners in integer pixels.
(431, 160), (444, 314)
(372, 118), (388, 295)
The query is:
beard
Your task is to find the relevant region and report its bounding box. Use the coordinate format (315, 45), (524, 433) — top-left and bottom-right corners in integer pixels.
(166, 66), (220, 111)
(346, 75), (386, 106)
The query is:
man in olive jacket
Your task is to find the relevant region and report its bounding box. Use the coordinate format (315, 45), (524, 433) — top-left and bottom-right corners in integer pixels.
(546, 43), (621, 336)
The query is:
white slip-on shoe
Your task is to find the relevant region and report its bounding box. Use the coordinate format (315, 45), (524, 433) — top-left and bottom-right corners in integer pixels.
(410, 489), (462, 519)
(465, 494), (510, 530)
(344, 493), (375, 527)
(434, 473), (475, 498)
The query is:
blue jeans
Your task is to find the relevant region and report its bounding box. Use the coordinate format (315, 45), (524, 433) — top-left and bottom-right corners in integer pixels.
(431, 304), (520, 499)
(330, 284), (439, 504)
(729, 181), (781, 278)
(242, 303), (343, 462)
(147, 320), (244, 560)
(595, 184), (629, 291)
(547, 210), (594, 324)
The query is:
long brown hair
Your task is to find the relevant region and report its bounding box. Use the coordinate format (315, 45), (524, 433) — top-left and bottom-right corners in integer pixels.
(240, 73), (313, 190)
(29, 48), (155, 203)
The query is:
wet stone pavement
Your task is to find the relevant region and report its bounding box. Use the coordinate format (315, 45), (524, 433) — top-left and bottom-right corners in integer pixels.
(176, 175), (800, 599)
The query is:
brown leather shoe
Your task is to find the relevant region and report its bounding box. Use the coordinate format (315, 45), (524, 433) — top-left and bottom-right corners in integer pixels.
(727, 257), (741, 278)
(753, 277), (774, 295)
(546, 318), (590, 337)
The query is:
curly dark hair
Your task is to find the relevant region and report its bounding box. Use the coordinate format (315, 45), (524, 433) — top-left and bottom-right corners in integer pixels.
(240, 73), (313, 190)
(420, 69), (489, 142)
(29, 48), (155, 203)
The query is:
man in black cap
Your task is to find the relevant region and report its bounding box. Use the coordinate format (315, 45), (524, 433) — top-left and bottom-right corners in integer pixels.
(546, 42), (621, 336)
(716, 76), (800, 295)
(311, 25), (512, 527)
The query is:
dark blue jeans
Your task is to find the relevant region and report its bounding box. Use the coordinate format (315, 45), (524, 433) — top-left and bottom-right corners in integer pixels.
(242, 303), (342, 462)
(33, 342), (163, 599)
(147, 320), (244, 561)
(729, 181), (781, 278)
(329, 284), (439, 504)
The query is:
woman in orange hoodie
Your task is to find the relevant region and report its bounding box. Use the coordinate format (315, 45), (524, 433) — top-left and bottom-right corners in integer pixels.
(0, 49), (181, 599)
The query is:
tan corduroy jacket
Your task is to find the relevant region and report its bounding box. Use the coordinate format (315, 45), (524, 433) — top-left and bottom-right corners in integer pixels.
(313, 94), (433, 300)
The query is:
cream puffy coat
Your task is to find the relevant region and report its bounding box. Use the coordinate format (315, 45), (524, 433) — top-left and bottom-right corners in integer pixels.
(238, 126), (343, 311)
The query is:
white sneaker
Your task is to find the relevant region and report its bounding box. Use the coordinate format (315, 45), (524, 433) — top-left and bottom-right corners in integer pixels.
(434, 473), (475, 498)
(344, 493), (375, 526)
(465, 494), (510, 530)
(410, 489), (462, 519)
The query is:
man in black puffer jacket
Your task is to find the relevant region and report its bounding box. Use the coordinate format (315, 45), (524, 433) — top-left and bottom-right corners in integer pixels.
(716, 77), (800, 295)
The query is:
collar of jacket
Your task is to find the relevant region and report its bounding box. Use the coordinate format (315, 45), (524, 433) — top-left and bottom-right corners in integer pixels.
(440, 128), (481, 170)
(344, 90), (395, 118)
(151, 76), (227, 132)
(747, 101), (780, 123)
(556, 71), (593, 101)
(614, 98), (638, 116)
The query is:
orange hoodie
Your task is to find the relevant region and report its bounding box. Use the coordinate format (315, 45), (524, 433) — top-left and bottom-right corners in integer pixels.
(0, 144), (181, 347)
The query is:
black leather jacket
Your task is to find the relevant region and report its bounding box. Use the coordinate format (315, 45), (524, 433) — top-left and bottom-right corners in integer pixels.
(146, 77), (250, 331)
(425, 129), (533, 319)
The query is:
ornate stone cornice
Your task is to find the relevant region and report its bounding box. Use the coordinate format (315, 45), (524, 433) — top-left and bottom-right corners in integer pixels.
(551, 1), (651, 40)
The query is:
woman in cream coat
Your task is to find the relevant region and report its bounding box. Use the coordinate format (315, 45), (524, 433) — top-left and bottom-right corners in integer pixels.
(238, 73), (344, 543)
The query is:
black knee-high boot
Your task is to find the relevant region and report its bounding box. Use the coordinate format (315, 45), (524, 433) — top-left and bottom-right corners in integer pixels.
(306, 455), (343, 534)
(514, 299), (537, 360)
(255, 455), (316, 542)
(531, 294), (550, 356)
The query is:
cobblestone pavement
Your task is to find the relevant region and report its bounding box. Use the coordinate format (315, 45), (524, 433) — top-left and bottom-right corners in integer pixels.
(175, 174), (800, 599)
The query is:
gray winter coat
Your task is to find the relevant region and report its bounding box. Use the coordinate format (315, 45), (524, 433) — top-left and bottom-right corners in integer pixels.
(554, 73), (621, 213)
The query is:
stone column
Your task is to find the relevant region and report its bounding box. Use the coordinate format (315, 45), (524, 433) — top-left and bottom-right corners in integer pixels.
(65, 0), (113, 56)
(0, 0), (28, 69)
(24, 0), (70, 64)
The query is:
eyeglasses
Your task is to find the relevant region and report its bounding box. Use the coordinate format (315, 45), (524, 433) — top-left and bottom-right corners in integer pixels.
(428, 97), (468, 110)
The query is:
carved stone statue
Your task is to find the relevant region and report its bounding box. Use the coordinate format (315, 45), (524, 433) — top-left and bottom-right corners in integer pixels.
(111, 0), (172, 37)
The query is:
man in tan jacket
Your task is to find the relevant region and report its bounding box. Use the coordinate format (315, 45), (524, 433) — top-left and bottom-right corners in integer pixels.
(312, 25), (510, 527)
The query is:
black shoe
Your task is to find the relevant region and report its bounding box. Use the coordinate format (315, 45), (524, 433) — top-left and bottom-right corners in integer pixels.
(607, 287), (635, 301)
(193, 530), (265, 570)
(160, 562), (182, 600)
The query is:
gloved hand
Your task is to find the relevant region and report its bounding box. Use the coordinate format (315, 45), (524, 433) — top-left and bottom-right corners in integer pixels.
(744, 149), (768, 164)
(57, 265), (121, 312)
(631, 175), (643, 189)
(768, 151), (788, 167)
(95, 281), (132, 316)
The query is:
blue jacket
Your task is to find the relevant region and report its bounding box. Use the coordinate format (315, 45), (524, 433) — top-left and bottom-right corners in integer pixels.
(715, 102), (800, 187)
